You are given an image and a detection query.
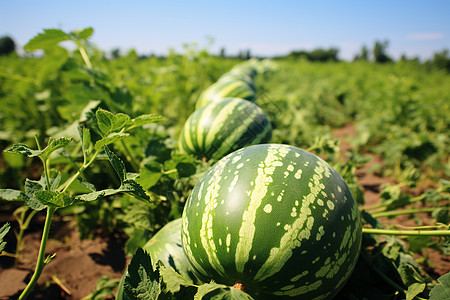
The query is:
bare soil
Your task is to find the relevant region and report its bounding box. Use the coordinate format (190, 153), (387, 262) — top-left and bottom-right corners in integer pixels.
(0, 123), (448, 299)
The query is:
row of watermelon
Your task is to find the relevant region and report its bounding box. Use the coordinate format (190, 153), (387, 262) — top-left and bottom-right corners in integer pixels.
(117, 60), (362, 299)
(178, 59), (275, 161)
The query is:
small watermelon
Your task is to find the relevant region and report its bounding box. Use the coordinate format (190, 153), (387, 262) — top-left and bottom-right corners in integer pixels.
(179, 98), (272, 161)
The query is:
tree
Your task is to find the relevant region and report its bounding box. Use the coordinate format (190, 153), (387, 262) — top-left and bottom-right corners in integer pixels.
(431, 49), (450, 72)
(373, 40), (392, 63)
(0, 36), (15, 55)
(354, 45), (369, 61)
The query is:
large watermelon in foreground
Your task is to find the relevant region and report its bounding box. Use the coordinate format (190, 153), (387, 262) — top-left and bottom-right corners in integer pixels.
(181, 144), (362, 299)
(179, 98), (272, 161)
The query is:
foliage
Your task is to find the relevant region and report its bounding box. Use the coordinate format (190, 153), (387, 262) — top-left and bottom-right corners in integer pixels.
(286, 47), (339, 62)
(0, 36), (16, 56)
(0, 26), (449, 299)
(373, 40), (393, 63)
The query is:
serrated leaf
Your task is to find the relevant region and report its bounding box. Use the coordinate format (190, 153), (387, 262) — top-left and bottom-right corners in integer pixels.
(194, 282), (228, 300)
(24, 28), (70, 51)
(0, 223), (11, 254)
(39, 137), (73, 161)
(77, 177), (97, 192)
(124, 248), (162, 299)
(430, 272), (450, 300)
(96, 108), (131, 136)
(5, 143), (43, 157)
(34, 190), (75, 208)
(159, 264), (194, 294)
(405, 282), (426, 300)
(104, 145), (126, 182)
(70, 27), (94, 41)
(75, 191), (106, 202)
(96, 109), (115, 135)
(94, 132), (129, 151)
(24, 179), (46, 211)
(81, 275), (119, 300)
(121, 179), (150, 202)
(129, 114), (167, 129)
(78, 126), (92, 156)
(0, 189), (27, 201)
(48, 171), (62, 191)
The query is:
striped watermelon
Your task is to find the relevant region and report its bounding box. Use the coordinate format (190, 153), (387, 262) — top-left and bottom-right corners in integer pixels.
(196, 80), (257, 109)
(181, 144), (362, 299)
(217, 72), (256, 91)
(179, 98), (272, 161)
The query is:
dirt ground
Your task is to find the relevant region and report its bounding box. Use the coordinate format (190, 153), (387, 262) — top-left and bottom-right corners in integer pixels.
(0, 123), (448, 299)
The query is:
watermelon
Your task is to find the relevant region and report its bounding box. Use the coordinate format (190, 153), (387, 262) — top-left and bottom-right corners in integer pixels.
(142, 218), (195, 281)
(196, 80), (257, 109)
(116, 218), (195, 300)
(181, 144), (362, 299)
(179, 98), (272, 162)
(217, 72), (256, 91)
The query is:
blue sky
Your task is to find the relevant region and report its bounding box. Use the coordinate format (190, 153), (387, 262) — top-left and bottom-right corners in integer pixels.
(1, 0), (449, 60)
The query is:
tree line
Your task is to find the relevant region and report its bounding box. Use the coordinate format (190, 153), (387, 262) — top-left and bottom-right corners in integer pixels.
(1, 35), (449, 73)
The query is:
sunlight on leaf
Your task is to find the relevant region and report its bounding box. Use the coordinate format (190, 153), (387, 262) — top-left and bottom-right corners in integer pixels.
(24, 29), (70, 51)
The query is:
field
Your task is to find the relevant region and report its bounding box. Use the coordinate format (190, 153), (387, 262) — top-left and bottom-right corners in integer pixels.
(0, 29), (449, 299)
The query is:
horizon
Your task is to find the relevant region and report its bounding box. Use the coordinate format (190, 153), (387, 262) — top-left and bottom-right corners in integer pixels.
(1, 0), (449, 61)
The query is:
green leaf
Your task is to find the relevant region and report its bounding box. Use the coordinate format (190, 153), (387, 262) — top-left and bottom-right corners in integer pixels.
(405, 283), (426, 300)
(159, 264), (193, 294)
(430, 272), (450, 300)
(77, 177), (97, 192)
(48, 171), (62, 191)
(104, 145), (126, 183)
(96, 108), (131, 136)
(24, 179), (46, 211)
(121, 179), (150, 202)
(194, 282), (227, 299)
(0, 223), (11, 254)
(34, 190), (75, 208)
(75, 191), (106, 202)
(6, 138), (72, 161)
(94, 133), (129, 151)
(5, 143), (42, 157)
(124, 248), (162, 299)
(70, 27), (94, 41)
(78, 126), (93, 157)
(138, 162), (163, 190)
(80, 275), (119, 300)
(0, 189), (27, 202)
(39, 137), (73, 161)
(129, 114), (167, 129)
(24, 28), (70, 51)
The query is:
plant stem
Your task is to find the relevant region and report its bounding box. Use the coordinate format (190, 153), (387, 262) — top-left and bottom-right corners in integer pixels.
(78, 45), (93, 69)
(18, 206), (56, 300)
(57, 149), (101, 192)
(371, 207), (444, 218)
(364, 194), (426, 211)
(120, 139), (139, 172)
(362, 228), (450, 236)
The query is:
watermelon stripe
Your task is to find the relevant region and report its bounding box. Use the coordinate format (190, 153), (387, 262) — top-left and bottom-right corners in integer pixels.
(179, 98), (272, 161)
(254, 157), (329, 282)
(203, 99), (241, 150)
(199, 157), (228, 277)
(211, 104), (268, 160)
(235, 144), (286, 273)
(196, 80), (256, 109)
